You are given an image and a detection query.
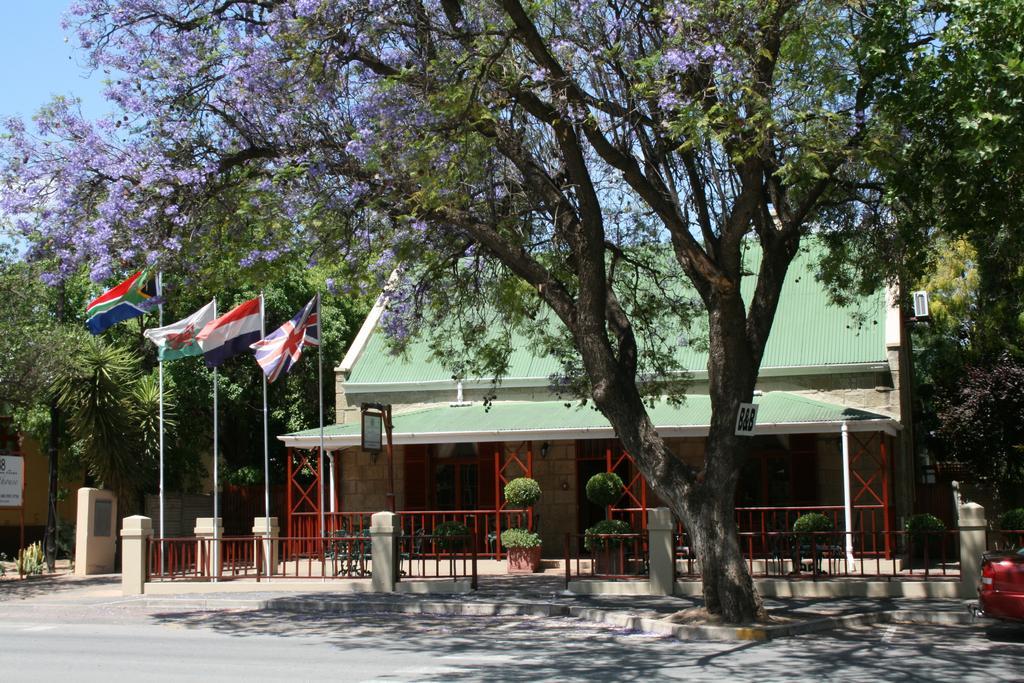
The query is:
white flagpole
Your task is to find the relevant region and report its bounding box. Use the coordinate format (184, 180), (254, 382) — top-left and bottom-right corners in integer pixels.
(317, 293), (325, 541)
(258, 290), (270, 565)
(212, 298), (220, 580)
(157, 272), (165, 571)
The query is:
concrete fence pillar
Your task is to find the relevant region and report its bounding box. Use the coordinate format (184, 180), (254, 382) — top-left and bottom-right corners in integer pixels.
(370, 511), (399, 592)
(194, 517), (223, 579)
(75, 487), (118, 575)
(120, 515), (152, 595)
(253, 516), (280, 577)
(958, 502), (986, 599)
(647, 507), (675, 596)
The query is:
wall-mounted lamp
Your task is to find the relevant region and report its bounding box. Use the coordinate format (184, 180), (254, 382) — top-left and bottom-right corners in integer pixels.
(540, 442), (550, 459)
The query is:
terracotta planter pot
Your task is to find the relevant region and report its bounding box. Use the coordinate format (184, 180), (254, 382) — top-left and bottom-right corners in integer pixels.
(506, 546), (542, 574)
(593, 545), (625, 575)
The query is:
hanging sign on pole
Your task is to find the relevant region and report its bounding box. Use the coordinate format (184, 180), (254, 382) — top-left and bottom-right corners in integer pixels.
(361, 408), (383, 453)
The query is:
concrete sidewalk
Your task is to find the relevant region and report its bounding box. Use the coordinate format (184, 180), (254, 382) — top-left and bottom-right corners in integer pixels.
(0, 570), (979, 641)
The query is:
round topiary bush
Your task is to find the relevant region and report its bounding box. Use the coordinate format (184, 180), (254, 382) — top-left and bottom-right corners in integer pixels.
(500, 528), (542, 549)
(905, 513), (947, 559)
(999, 508), (1024, 531)
(904, 513), (946, 536)
(504, 477), (541, 507)
(584, 518), (633, 551)
(433, 521), (470, 551)
(585, 472), (625, 507)
(792, 512), (834, 538)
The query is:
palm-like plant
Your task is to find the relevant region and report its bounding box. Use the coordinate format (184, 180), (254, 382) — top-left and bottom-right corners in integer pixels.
(53, 338), (173, 510)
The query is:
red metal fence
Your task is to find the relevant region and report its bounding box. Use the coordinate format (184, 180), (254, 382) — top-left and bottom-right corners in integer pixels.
(147, 531), (477, 585)
(289, 509), (528, 559)
(563, 533), (649, 586)
(673, 529), (961, 581)
(148, 535), (374, 581)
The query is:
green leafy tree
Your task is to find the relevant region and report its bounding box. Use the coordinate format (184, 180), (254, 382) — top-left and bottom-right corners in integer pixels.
(0, 0), (964, 623)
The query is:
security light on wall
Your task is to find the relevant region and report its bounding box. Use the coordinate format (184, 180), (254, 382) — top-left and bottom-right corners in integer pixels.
(912, 290), (930, 319)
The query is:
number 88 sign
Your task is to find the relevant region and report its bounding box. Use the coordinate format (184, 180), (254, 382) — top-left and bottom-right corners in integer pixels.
(734, 403), (759, 436)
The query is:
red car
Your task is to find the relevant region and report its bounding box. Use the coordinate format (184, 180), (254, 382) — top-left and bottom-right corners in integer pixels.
(978, 548), (1024, 622)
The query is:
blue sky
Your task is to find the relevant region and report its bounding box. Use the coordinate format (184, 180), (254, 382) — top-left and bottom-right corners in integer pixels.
(0, 2), (109, 123)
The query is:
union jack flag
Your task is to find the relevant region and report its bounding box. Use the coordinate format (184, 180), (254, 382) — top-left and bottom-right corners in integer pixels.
(250, 295), (320, 382)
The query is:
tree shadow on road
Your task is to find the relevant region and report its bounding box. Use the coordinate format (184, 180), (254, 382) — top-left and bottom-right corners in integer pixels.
(146, 603), (1023, 681)
(0, 574), (119, 602)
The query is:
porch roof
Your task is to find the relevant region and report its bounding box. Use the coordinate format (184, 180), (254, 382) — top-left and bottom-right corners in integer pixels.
(279, 392), (899, 449)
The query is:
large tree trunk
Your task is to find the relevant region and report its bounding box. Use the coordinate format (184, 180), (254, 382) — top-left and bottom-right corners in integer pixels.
(681, 480), (763, 621)
(595, 287), (768, 623)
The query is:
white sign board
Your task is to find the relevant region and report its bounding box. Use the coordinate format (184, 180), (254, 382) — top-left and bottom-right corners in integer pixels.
(361, 413), (383, 452)
(0, 454), (24, 507)
(735, 403), (759, 436)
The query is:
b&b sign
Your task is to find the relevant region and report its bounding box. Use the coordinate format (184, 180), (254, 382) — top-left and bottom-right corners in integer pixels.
(0, 454), (24, 507)
(735, 403), (759, 436)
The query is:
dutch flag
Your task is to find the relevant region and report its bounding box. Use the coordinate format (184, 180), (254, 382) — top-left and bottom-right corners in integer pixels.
(195, 297), (262, 368)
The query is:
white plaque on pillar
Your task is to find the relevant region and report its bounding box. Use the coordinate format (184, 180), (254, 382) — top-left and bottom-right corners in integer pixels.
(735, 403), (759, 436)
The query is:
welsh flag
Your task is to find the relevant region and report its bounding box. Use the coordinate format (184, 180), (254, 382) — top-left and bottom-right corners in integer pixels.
(143, 300), (216, 362)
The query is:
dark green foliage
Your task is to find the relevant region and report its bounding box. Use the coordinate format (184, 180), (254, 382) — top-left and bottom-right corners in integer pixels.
(56, 522), (76, 560)
(503, 477), (541, 508)
(155, 262), (368, 490)
(792, 513), (834, 538)
(1000, 509), (1024, 532)
(500, 528), (541, 549)
(585, 472), (625, 507)
(904, 513), (946, 537)
(433, 521), (470, 551)
(584, 519), (633, 552)
(934, 355), (1024, 504)
(52, 338), (171, 510)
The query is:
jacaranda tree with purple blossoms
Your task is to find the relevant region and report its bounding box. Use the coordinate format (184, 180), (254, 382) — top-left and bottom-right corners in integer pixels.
(1, 0), (934, 622)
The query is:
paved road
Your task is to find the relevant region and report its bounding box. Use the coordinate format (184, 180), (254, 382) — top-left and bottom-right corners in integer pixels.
(1, 597), (1022, 682)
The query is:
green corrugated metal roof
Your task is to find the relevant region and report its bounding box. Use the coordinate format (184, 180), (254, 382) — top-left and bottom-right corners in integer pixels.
(344, 241), (887, 387)
(282, 393), (892, 445)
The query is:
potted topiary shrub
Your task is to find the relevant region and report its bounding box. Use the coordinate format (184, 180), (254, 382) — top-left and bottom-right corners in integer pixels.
(504, 477), (541, 508)
(584, 518), (633, 575)
(501, 477), (543, 572)
(500, 528), (542, 573)
(585, 472), (625, 507)
(905, 513), (946, 562)
(792, 513), (835, 574)
(433, 521), (470, 553)
(999, 508), (1024, 549)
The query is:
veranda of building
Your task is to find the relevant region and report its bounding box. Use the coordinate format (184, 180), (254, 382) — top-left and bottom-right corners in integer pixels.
(280, 244), (913, 560)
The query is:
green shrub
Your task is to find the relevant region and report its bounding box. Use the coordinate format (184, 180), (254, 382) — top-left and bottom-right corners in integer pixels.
(224, 465), (263, 486)
(793, 513), (834, 539)
(905, 513), (946, 536)
(585, 472), (625, 507)
(504, 477), (541, 507)
(584, 519), (633, 552)
(999, 508), (1024, 531)
(500, 527), (542, 549)
(16, 542), (45, 577)
(905, 513), (947, 558)
(56, 522), (76, 560)
(433, 521), (470, 551)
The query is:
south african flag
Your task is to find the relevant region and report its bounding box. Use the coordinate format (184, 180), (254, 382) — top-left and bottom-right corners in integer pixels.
(85, 269), (157, 335)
